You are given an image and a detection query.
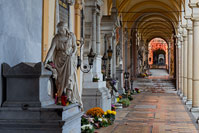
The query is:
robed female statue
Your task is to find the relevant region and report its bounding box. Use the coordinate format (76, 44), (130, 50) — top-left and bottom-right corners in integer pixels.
(44, 21), (82, 108)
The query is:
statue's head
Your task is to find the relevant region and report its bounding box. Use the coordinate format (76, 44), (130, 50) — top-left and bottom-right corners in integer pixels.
(57, 21), (69, 35)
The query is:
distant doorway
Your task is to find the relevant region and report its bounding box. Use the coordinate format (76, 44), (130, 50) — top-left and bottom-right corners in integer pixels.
(153, 50), (166, 66)
(148, 38), (168, 69)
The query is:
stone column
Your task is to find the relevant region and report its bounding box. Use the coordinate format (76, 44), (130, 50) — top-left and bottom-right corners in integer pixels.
(190, 1), (199, 109)
(186, 17), (193, 104)
(92, 9), (97, 53)
(96, 12), (101, 55)
(107, 34), (113, 78)
(168, 42), (171, 74)
(112, 35), (116, 78)
(124, 29), (128, 91)
(180, 36), (184, 97)
(192, 19), (199, 107)
(176, 43), (179, 93)
(91, 8), (103, 80)
(182, 29), (188, 100)
(177, 36), (182, 95)
(117, 28), (124, 94)
(178, 43), (182, 94)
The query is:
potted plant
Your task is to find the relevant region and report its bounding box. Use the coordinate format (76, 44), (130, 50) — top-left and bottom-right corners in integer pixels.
(93, 75), (100, 82)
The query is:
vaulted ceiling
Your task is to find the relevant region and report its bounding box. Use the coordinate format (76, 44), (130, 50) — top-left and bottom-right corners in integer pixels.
(107, 0), (185, 43)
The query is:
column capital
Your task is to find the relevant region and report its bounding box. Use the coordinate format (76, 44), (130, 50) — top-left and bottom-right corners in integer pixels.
(191, 17), (199, 21)
(189, 2), (199, 8)
(178, 26), (183, 34)
(185, 17), (193, 30)
(185, 15), (192, 20)
(186, 26), (193, 30)
(176, 35), (182, 39)
(74, 2), (82, 10)
(189, 2), (199, 20)
(181, 24), (187, 28)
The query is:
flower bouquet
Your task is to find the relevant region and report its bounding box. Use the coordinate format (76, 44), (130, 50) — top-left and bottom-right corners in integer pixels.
(135, 88), (140, 93)
(93, 76), (100, 82)
(81, 124), (94, 133)
(104, 110), (116, 125)
(111, 104), (116, 111)
(86, 107), (104, 118)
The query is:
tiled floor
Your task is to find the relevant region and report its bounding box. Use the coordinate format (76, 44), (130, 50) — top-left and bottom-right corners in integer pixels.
(96, 90), (199, 133)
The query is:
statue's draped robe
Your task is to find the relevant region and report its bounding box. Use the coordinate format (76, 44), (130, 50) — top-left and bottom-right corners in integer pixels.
(52, 33), (82, 108)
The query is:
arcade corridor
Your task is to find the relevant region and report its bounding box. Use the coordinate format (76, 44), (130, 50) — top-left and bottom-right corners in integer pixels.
(1, 0), (199, 132)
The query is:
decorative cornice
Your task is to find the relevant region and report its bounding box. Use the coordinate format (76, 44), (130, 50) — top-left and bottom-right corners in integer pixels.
(185, 15), (192, 19)
(191, 17), (199, 21)
(189, 2), (199, 8)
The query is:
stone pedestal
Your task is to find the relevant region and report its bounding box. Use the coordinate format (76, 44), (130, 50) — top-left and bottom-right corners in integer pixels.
(1, 62), (82, 133)
(82, 81), (111, 111)
(2, 62), (54, 107)
(0, 104), (82, 133)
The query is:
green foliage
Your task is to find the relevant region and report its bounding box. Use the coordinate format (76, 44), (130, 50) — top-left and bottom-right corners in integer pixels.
(81, 117), (89, 126)
(118, 98), (130, 107)
(128, 95), (133, 101)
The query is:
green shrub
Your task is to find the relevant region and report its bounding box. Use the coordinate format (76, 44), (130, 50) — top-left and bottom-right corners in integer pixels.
(118, 98), (130, 107)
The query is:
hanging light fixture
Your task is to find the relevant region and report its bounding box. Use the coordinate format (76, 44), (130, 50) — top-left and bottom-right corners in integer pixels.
(106, 46), (113, 81)
(102, 53), (108, 81)
(107, 46), (113, 60)
(77, 38), (95, 73)
(124, 72), (130, 79)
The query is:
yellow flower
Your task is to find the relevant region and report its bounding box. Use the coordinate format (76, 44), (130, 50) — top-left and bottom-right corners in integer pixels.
(117, 98), (120, 102)
(107, 110), (111, 114)
(112, 111), (116, 115)
(104, 112), (107, 115)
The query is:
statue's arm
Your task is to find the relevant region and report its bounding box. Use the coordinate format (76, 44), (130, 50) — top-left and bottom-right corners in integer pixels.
(71, 33), (77, 55)
(44, 38), (56, 64)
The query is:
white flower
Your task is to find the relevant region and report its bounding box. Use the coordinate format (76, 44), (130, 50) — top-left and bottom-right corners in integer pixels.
(81, 124), (93, 130)
(88, 118), (94, 123)
(81, 125), (86, 130)
(98, 118), (102, 121)
(89, 124), (93, 129)
(103, 118), (108, 122)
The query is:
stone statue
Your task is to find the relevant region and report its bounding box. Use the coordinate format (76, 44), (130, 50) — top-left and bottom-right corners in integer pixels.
(44, 21), (82, 108)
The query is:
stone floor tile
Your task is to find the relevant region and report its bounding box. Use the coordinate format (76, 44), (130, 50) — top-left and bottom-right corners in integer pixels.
(96, 79), (199, 133)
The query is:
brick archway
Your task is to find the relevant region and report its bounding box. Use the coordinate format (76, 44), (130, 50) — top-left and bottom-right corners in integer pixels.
(148, 38), (168, 69)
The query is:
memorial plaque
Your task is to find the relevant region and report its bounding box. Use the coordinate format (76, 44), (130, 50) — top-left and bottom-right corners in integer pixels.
(59, 0), (69, 24)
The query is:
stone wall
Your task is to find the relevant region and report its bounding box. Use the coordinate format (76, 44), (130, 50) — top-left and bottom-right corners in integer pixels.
(0, 0), (42, 105)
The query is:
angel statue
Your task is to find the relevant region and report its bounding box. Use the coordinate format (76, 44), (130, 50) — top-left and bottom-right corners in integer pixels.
(44, 21), (82, 109)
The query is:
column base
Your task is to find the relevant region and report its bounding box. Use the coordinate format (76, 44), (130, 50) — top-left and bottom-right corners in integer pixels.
(185, 100), (192, 105)
(190, 107), (199, 123)
(182, 96), (187, 103)
(185, 100), (192, 111)
(177, 90), (181, 96)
